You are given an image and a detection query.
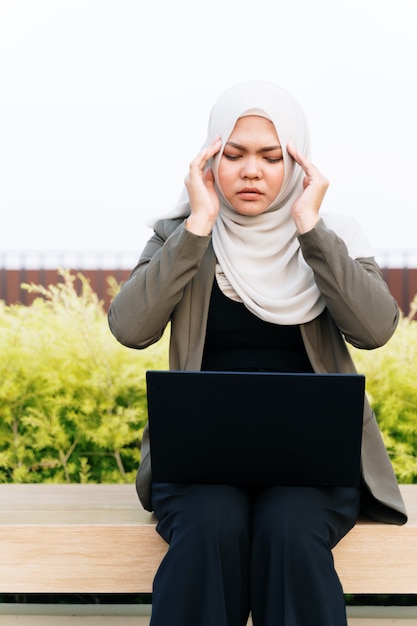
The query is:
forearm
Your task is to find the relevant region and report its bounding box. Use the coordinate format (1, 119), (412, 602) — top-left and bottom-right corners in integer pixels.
(299, 220), (399, 349)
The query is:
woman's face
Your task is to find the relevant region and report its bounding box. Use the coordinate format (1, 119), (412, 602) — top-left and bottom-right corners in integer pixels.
(217, 115), (285, 216)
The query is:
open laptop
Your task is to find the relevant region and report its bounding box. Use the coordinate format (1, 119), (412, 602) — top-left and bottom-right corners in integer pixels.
(146, 370), (365, 488)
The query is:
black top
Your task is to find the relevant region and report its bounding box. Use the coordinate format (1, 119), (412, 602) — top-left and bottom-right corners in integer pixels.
(201, 279), (314, 373)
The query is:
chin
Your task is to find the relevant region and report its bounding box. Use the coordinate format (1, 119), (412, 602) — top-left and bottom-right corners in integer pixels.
(232, 205), (269, 217)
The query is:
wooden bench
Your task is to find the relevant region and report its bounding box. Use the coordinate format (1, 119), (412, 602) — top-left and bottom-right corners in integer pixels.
(0, 483), (416, 597)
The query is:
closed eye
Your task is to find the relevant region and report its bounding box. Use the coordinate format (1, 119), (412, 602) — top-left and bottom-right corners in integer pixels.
(223, 153), (242, 161)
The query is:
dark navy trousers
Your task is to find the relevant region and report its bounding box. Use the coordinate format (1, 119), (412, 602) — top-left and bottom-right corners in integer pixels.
(150, 483), (360, 626)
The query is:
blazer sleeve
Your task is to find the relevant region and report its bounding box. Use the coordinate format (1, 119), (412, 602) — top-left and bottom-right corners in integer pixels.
(108, 219), (212, 349)
(298, 219), (399, 349)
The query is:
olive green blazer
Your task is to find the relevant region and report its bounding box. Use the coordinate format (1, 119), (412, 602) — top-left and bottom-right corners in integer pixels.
(108, 218), (407, 524)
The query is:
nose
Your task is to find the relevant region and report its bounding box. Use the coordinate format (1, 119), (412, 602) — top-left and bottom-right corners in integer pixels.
(240, 155), (261, 179)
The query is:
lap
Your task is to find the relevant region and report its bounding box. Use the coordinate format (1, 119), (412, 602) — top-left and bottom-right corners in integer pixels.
(152, 483), (251, 544)
(152, 482), (360, 548)
(251, 485), (360, 548)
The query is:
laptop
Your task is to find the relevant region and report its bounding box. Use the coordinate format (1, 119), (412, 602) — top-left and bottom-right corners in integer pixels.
(146, 370), (365, 488)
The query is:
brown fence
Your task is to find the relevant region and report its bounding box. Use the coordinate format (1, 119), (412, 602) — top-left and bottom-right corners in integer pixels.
(1, 265), (417, 318)
(381, 267), (417, 319)
(0, 268), (131, 312)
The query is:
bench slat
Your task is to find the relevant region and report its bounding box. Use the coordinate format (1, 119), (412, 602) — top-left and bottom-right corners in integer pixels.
(0, 484), (415, 594)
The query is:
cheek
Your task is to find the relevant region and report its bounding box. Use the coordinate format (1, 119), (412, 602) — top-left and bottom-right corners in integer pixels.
(217, 162), (234, 192)
(269, 166), (285, 196)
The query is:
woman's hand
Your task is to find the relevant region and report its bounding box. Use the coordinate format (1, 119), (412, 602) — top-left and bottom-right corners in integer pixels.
(185, 136), (222, 236)
(287, 140), (329, 234)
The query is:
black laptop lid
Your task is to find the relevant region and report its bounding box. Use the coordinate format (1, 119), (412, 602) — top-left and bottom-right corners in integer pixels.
(146, 370), (365, 488)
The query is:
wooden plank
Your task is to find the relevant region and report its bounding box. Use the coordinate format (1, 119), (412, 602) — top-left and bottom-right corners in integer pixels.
(334, 484), (417, 594)
(0, 484), (415, 594)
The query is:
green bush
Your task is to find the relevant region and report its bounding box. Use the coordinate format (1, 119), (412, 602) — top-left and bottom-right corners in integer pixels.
(0, 271), (416, 484)
(350, 294), (417, 484)
(0, 271), (168, 484)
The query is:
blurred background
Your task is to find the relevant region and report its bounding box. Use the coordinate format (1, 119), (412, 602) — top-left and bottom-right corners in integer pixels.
(1, 0), (416, 309)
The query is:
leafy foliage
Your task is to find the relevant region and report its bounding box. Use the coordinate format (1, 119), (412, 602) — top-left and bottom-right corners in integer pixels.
(0, 271), (168, 484)
(350, 296), (417, 484)
(0, 271), (416, 484)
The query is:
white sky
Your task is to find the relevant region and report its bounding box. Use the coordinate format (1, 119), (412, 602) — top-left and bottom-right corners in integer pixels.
(1, 0), (416, 267)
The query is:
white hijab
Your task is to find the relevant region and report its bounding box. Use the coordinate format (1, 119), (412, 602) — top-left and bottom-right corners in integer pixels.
(150, 81), (374, 324)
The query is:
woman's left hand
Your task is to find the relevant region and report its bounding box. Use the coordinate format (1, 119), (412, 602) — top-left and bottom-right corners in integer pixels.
(287, 140), (329, 234)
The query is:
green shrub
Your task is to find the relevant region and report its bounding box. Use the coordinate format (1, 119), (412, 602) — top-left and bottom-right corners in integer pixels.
(350, 295), (417, 484)
(0, 271), (168, 484)
(0, 272), (416, 484)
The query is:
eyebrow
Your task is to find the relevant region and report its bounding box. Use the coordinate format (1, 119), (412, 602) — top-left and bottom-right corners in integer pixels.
(225, 141), (282, 152)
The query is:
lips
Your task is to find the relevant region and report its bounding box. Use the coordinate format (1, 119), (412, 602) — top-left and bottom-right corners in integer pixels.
(237, 187), (263, 200)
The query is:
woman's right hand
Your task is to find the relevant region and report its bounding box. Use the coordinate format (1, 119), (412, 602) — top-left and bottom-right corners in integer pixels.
(185, 135), (222, 236)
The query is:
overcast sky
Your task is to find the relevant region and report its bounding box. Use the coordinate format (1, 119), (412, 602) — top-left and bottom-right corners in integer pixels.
(1, 0), (416, 267)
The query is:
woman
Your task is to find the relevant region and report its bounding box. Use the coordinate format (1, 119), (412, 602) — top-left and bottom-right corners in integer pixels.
(108, 81), (407, 626)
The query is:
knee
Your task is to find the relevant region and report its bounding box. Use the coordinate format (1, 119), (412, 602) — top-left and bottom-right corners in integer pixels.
(155, 483), (250, 547)
(253, 486), (359, 552)
(254, 487), (313, 535)
(191, 485), (250, 546)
